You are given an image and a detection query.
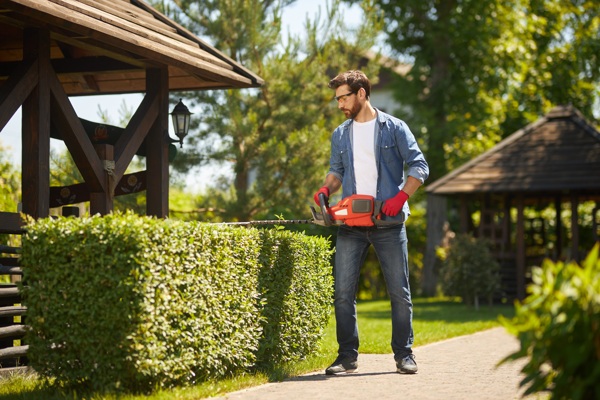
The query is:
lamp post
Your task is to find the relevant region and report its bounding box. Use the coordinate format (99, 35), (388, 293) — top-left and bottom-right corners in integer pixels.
(170, 99), (192, 148)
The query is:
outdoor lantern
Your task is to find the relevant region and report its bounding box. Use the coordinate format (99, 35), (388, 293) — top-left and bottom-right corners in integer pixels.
(170, 98), (192, 148)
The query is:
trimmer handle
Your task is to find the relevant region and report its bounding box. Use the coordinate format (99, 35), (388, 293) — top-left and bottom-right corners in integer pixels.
(318, 192), (332, 227)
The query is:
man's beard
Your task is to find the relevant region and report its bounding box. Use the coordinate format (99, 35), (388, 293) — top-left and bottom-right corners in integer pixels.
(343, 102), (361, 120)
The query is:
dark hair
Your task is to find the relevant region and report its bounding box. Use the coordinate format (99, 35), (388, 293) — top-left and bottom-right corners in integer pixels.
(328, 70), (371, 98)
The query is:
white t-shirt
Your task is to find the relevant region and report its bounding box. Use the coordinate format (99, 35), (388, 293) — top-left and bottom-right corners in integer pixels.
(352, 118), (378, 197)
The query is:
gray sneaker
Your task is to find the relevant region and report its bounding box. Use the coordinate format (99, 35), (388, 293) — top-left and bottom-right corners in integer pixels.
(396, 354), (418, 374)
(325, 356), (358, 375)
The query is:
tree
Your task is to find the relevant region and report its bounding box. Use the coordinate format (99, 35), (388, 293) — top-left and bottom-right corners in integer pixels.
(348, 0), (599, 181)
(0, 145), (21, 247)
(0, 145), (20, 212)
(500, 0), (600, 135)
(153, 0), (383, 221)
(352, 0), (599, 297)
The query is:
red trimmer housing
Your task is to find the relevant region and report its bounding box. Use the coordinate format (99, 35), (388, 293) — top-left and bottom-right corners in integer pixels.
(328, 194), (376, 226)
(311, 194), (378, 227)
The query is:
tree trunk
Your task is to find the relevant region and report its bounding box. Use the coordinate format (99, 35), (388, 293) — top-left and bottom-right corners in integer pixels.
(422, 194), (447, 296)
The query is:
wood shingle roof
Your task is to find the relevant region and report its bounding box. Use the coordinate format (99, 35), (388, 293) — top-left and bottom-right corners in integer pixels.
(426, 106), (600, 196)
(0, 0), (264, 95)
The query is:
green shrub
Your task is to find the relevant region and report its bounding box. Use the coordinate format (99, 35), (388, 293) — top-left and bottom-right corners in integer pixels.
(256, 229), (333, 366)
(500, 244), (600, 400)
(439, 233), (501, 308)
(20, 213), (333, 393)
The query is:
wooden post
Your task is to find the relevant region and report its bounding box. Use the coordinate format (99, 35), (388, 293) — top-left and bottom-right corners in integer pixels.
(502, 195), (511, 253)
(480, 193), (492, 239)
(516, 195), (526, 300)
(570, 194), (579, 262)
(594, 204), (600, 243)
(145, 68), (170, 218)
(422, 194), (447, 296)
(89, 144), (115, 215)
(555, 196), (562, 260)
(459, 195), (470, 233)
(21, 29), (50, 219)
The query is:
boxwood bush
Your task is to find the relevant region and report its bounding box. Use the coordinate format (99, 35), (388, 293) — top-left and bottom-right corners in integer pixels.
(20, 213), (333, 393)
(439, 233), (502, 308)
(500, 244), (600, 400)
(256, 229), (334, 367)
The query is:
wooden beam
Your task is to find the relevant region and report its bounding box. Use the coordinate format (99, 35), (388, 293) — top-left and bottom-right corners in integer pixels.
(145, 68), (169, 218)
(53, 56), (139, 74)
(0, 59), (38, 132)
(21, 28), (50, 219)
(47, 69), (105, 193)
(0, 212), (24, 234)
(0, 56), (140, 78)
(0, 345), (28, 360)
(89, 144), (114, 215)
(516, 195), (526, 300)
(112, 93), (158, 186)
(49, 171), (147, 207)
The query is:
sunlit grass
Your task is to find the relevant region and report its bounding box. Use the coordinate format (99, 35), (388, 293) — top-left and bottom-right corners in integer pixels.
(358, 297), (514, 354)
(0, 297), (513, 399)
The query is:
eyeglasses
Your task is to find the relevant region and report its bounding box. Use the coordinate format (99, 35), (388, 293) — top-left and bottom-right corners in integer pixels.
(333, 91), (357, 102)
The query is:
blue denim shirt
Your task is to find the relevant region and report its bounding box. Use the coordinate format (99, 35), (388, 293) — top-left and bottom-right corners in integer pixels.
(327, 109), (429, 223)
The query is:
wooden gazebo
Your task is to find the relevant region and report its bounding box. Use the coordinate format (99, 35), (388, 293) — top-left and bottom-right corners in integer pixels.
(0, 0), (263, 229)
(423, 106), (600, 300)
(0, 0), (262, 371)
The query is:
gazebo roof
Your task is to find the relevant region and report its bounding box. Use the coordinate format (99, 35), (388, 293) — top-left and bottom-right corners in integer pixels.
(426, 105), (600, 197)
(0, 0), (264, 95)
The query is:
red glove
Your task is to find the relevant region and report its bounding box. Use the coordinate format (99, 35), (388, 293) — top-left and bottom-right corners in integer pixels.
(313, 186), (330, 206)
(382, 190), (409, 217)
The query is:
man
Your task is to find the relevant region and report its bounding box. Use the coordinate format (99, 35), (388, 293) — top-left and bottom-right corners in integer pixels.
(314, 70), (429, 375)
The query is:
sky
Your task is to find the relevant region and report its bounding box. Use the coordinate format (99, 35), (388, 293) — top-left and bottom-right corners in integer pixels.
(0, 1), (362, 175)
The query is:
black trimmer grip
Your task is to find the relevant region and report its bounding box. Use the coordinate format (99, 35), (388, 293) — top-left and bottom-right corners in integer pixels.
(373, 200), (406, 226)
(318, 192), (332, 226)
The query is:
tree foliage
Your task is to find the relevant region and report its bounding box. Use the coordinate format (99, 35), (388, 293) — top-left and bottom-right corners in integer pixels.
(500, 244), (600, 399)
(501, 0), (600, 134)
(0, 146), (21, 247)
(0, 145), (20, 212)
(153, 0), (383, 221)
(351, 0), (600, 181)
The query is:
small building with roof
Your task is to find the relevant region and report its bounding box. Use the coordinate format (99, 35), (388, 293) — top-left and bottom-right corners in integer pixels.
(423, 105), (600, 299)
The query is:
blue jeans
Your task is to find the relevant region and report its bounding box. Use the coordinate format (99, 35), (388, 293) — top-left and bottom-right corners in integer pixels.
(334, 224), (413, 361)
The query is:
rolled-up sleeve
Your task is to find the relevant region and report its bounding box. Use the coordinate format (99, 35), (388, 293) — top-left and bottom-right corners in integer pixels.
(327, 128), (345, 183)
(397, 121), (429, 184)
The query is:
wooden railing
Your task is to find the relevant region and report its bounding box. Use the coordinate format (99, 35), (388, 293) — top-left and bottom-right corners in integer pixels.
(0, 224), (28, 374)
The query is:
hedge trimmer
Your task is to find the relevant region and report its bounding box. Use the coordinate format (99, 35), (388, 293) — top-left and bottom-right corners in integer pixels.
(223, 194), (400, 227)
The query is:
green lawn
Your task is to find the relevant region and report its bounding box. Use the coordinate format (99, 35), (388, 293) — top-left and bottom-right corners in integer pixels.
(0, 297), (514, 400)
(356, 297), (514, 354)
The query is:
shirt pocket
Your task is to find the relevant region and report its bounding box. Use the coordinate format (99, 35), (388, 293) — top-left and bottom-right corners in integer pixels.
(339, 147), (350, 169)
(378, 136), (399, 165)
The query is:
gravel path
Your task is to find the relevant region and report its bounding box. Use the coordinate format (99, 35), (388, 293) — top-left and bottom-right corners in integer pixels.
(213, 327), (549, 400)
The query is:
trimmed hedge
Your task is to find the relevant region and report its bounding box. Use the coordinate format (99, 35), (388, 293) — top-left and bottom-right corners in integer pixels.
(20, 213), (333, 393)
(256, 229), (334, 367)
